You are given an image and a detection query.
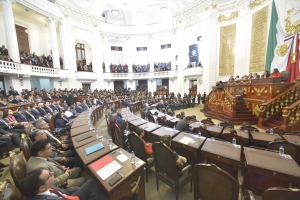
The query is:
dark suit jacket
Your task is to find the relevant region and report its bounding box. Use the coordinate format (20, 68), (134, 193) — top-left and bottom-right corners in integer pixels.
(37, 107), (47, 117)
(175, 120), (191, 132)
(25, 111), (36, 121)
(44, 106), (54, 115)
(75, 106), (84, 113)
(23, 185), (78, 200)
(30, 108), (41, 119)
(10, 99), (19, 104)
(8, 90), (19, 96)
(13, 112), (28, 122)
(80, 103), (88, 110)
(0, 120), (10, 131)
(50, 104), (59, 112)
(67, 94), (75, 106)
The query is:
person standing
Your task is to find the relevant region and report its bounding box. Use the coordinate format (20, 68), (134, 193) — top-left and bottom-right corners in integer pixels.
(197, 93), (201, 105)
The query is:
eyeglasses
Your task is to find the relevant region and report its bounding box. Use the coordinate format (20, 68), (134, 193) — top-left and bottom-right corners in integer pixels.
(43, 171), (52, 185)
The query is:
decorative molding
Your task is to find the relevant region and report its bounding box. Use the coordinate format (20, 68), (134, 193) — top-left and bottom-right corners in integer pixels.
(211, 4), (217, 9)
(218, 11), (239, 22)
(249, 0), (266, 10)
(285, 8), (300, 35)
(0, 0), (16, 4)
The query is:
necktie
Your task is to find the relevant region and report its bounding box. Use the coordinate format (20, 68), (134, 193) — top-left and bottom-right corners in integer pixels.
(49, 188), (79, 200)
(34, 108), (40, 114)
(26, 111), (35, 120)
(45, 130), (62, 144)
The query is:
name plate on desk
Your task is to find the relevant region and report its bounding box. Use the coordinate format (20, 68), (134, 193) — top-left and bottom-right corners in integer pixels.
(76, 133), (92, 142)
(85, 142), (104, 155)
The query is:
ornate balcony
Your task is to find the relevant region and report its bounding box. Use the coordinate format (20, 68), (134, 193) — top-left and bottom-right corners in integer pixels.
(183, 67), (203, 79)
(75, 71), (97, 83)
(103, 70), (177, 80)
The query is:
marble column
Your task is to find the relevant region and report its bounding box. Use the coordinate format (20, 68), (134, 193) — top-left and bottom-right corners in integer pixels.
(46, 17), (60, 68)
(1, 0), (20, 62)
(103, 36), (110, 72)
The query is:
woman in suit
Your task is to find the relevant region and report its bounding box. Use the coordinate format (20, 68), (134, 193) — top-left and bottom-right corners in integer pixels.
(54, 112), (72, 131)
(3, 109), (29, 129)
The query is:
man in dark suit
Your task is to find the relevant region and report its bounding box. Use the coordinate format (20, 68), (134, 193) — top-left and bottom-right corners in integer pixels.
(44, 102), (54, 115)
(0, 127), (20, 148)
(24, 106), (37, 122)
(37, 103), (47, 117)
(8, 86), (19, 96)
(75, 102), (84, 113)
(175, 116), (193, 132)
(1, 45), (8, 55)
(19, 168), (108, 200)
(51, 101), (60, 112)
(66, 91), (75, 106)
(10, 95), (23, 104)
(0, 88), (6, 97)
(13, 107), (29, 123)
(30, 104), (42, 119)
(80, 100), (89, 110)
(0, 111), (22, 146)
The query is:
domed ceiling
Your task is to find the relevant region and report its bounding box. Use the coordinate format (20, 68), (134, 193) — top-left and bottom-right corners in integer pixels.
(55, 0), (199, 25)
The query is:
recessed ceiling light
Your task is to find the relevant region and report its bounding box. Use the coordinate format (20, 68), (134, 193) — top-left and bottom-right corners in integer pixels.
(111, 10), (119, 17)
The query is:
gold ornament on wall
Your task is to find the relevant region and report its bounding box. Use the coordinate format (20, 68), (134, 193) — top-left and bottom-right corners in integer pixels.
(254, 87), (265, 96)
(285, 8), (300, 35)
(218, 11), (239, 22)
(276, 44), (289, 57)
(211, 4), (217, 9)
(249, 0), (266, 10)
(205, 6), (210, 11)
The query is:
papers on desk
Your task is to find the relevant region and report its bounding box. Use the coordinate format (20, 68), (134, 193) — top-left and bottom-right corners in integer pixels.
(179, 136), (194, 145)
(116, 154), (129, 163)
(65, 111), (73, 117)
(90, 155), (122, 180)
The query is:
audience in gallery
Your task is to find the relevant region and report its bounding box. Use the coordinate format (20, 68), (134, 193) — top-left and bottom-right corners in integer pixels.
(228, 68), (280, 81)
(110, 63), (128, 73)
(132, 63), (150, 72)
(0, 45), (13, 62)
(154, 62), (172, 71)
(156, 85), (168, 90)
(20, 50), (54, 68)
(187, 61), (202, 68)
(76, 58), (93, 72)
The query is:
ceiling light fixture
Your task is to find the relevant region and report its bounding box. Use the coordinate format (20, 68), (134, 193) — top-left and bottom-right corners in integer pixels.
(160, 7), (168, 14)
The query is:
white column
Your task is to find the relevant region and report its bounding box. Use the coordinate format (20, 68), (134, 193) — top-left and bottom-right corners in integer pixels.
(46, 17), (60, 68)
(1, 0), (20, 62)
(103, 36), (110, 72)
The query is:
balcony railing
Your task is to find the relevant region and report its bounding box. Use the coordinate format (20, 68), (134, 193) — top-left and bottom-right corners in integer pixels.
(0, 60), (68, 77)
(183, 67), (203, 78)
(103, 70), (177, 80)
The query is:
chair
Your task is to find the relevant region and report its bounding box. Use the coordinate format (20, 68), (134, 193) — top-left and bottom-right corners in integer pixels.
(148, 114), (155, 123)
(266, 128), (285, 135)
(235, 90), (244, 103)
(20, 135), (32, 161)
(193, 164), (240, 200)
(281, 70), (290, 83)
(219, 121), (234, 128)
(267, 141), (298, 161)
(262, 187), (300, 200)
(0, 179), (23, 200)
(152, 142), (192, 200)
(157, 117), (165, 126)
(192, 127), (212, 138)
(239, 123), (259, 132)
(48, 115), (55, 131)
(140, 109), (145, 119)
(114, 124), (127, 150)
(201, 118), (215, 125)
(220, 133), (247, 146)
(9, 152), (26, 191)
(128, 133), (154, 183)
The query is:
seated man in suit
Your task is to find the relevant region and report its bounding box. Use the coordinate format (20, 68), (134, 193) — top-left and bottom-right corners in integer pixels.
(8, 86), (19, 96)
(10, 95), (23, 104)
(26, 139), (86, 187)
(14, 107), (33, 124)
(80, 100), (89, 110)
(29, 104), (42, 119)
(44, 102), (55, 115)
(24, 106), (38, 122)
(175, 116), (194, 132)
(75, 102), (84, 113)
(35, 119), (73, 149)
(20, 168), (108, 200)
(37, 103), (47, 117)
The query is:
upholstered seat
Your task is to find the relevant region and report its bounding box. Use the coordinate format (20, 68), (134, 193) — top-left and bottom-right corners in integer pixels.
(20, 135), (32, 161)
(9, 152), (26, 191)
(152, 142), (192, 200)
(0, 179), (23, 200)
(128, 133), (154, 182)
(281, 70), (290, 83)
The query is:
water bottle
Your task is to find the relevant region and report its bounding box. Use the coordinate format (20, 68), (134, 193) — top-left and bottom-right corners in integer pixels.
(270, 128), (274, 135)
(131, 151), (135, 164)
(279, 146), (284, 156)
(173, 125), (175, 132)
(198, 131), (201, 138)
(126, 106), (129, 113)
(96, 130), (100, 139)
(232, 137), (236, 145)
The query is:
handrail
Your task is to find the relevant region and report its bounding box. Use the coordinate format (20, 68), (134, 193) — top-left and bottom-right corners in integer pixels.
(281, 99), (300, 131)
(260, 82), (300, 108)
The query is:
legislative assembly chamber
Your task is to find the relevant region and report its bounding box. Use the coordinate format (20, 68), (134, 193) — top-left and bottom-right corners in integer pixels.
(0, 0), (299, 199)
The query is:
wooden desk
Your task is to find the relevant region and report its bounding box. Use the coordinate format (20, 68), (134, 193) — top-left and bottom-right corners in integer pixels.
(150, 110), (166, 117)
(201, 138), (241, 179)
(222, 128), (250, 144)
(76, 139), (117, 165)
(71, 119), (88, 128)
(168, 117), (180, 128)
(126, 115), (140, 122)
(251, 132), (282, 148)
(138, 122), (161, 142)
(282, 134), (300, 165)
(88, 150), (146, 200)
(243, 147), (300, 195)
(71, 124), (94, 137)
(172, 132), (206, 164)
(151, 127), (180, 141)
(129, 118), (148, 127)
(73, 117), (88, 123)
(71, 130), (99, 149)
(189, 122), (201, 128)
(206, 125), (223, 138)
